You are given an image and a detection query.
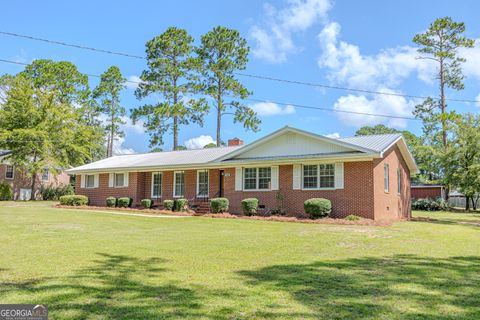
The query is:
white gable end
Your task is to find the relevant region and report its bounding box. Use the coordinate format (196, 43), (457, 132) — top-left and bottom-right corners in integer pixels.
(235, 132), (358, 159)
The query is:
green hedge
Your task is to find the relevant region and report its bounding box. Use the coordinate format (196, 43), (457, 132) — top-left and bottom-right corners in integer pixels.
(117, 197), (132, 208)
(174, 198), (188, 212)
(106, 197), (116, 207)
(210, 197), (229, 213)
(41, 184), (74, 200)
(304, 198), (331, 218)
(411, 198), (448, 211)
(141, 199), (152, 209)
(59, 195), (89, 206)
(0, 182), (13, 201)
(163, 200), (174, 211)
(241, 198), (258, 216)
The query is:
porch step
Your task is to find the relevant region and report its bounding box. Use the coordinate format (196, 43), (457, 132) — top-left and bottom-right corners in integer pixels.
(194, 202), (210, 214)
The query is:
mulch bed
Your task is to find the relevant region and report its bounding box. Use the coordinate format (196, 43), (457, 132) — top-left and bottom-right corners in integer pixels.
(54, 204), (388, 226)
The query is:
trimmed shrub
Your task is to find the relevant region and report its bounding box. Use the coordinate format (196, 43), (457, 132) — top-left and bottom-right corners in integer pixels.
(210, 197), (229, 213)
(141, 199), (152, 209)
(241, 198), (259, 216)
(174, 198), (188, 212)
(163, 200), (174, 211)
(0, 182), (13, 201)
(345, 214), (360, 221)
(106, 197), (117, 207)
(304, 198), (332, 219)
(117, 197), (132, 208)
(59, 195), (88, 206)
(41, 184), (74, 200)
(411, 197), (448, 211)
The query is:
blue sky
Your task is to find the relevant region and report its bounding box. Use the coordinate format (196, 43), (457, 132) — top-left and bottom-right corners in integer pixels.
(2, 0), (480, 154)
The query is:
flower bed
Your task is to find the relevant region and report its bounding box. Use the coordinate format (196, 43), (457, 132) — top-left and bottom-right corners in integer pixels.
(54, 204), (387, 226)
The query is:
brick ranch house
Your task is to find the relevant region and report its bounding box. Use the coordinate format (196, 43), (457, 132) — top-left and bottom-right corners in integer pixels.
(0, 150), (71, 200)
(67, 126), (417, 221)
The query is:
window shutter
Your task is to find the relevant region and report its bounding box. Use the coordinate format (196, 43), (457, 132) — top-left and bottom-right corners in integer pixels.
(235, 167), (242, 191)
(80, 174), (86, 188)
(94, 174), (99, 188)
(293, 164), (301, 190)
(271, 166), (279, 190)
(109, 173), (114, 188)
(335, 162), (344, 189)
(124, 172), (129, 187)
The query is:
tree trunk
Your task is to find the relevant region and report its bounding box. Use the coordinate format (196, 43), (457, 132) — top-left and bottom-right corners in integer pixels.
(216, 82), (222, 147)
(173, 116), (178, 150)
(216, 107), (221, 147)
(30, 171), (37, 201)
(109, 111), (115, 157)
(465, 195), (470, 211)
(472, 197), (477, 211)
(440, 59), (447, 149)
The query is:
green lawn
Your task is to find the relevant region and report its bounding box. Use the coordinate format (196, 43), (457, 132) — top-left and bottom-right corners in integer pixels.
(1, 202), (479, 319)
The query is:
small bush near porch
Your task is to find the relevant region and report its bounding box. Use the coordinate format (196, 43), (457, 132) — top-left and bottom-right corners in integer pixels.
(1, 202), (480, 319)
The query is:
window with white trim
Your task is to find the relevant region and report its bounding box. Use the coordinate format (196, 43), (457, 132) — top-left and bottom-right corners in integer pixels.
(5, 165), (14, 179)
(41, 169), (49, 181)
(197, 170), (209, 197)
(397, 168), (401, 194)
(114, 173), (125, 187)
(243, 167), (271, 190)
(174, 171), (185, 197)
(152, 173), (162, 198)
(302, 164), (335, 189)
(85, 174), (95, 188)
(384, 164), (389, 192)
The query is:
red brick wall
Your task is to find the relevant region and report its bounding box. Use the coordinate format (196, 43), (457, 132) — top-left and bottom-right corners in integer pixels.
(411, 186), (442, 199)
(222, 163), (375, 218)
(372, 145), (411, 221)
(0, 164), (70, 200)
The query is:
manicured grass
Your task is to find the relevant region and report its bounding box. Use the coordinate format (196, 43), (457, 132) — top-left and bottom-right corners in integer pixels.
(1, 202), (480, 319)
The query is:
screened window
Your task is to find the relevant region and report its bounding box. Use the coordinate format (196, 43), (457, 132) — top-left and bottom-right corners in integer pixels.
(174, 171), (185, 197)
(384, 164), (389, 192)
(152, 173), (162, 197)
(397, 168), (401, 194)
(303, 165), (318, 189)
(5, 165), (14, 179)
(85, 174), (95, 188)
(41, 169), (49, 181)
(303, 164), (335, 189)
(244, 168), (257, 190)
(319, 164), (335, 188)
(197, 171), (209, 197)
(115, 173), (125, 187)
(244, 167), (271, 190)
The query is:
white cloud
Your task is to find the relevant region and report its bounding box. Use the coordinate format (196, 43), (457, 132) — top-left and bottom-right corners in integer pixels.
(112, 137), (136, 156)
(184, 135), (216, 149)
(126, 75), (143, 90)
(475, 93), (480, 107)
(316, 19), (437, 128)
(333, 91), (415, 129)
(250, 102), (295, 116)
(121, 116), (145, 134)
(325, 132), (340, 139)
(250, 0), (332, 63)
(318, 22), (435, 90)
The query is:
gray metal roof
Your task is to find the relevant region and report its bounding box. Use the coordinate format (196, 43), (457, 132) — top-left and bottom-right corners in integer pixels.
(0, 150), (11, 157)
(338, 134), (401, 153)
(67, 146), (242, 173)
(66, 129), (413, 174)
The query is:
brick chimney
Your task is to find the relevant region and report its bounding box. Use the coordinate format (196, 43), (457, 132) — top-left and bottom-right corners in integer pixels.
(228, 137), (244, 146)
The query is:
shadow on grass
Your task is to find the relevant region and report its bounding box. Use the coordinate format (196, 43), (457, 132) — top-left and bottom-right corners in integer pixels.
(0, 253), (208, 319)
(411, 216), (480, 228)
(238, 255), (480, 319)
